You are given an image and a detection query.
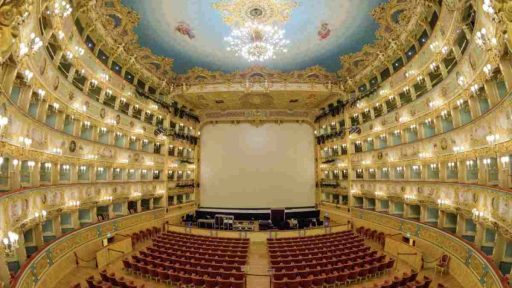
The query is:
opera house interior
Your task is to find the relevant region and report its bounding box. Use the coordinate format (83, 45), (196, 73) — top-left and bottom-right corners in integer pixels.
(1, 0), (512, 287)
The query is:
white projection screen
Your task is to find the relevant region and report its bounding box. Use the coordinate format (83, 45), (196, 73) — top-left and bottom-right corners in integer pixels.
(200, 123), (316, 209)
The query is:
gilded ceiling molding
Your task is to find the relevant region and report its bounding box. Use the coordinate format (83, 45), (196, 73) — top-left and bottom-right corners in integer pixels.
(72, 0), (175, 85)
(212, 0), (298, 27)
(338, 0), (438, 83)
(494, 0), (512, 50)
(199, 109), (315, 129)
(0, 0), (32, 63)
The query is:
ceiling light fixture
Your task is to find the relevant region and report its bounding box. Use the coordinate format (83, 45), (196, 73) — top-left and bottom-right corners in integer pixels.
(225, 22), (289, 62)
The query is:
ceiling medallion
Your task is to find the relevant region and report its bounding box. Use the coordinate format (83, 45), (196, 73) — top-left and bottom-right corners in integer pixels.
(215, 0), (297, 62)
(213, 0), (298, 27)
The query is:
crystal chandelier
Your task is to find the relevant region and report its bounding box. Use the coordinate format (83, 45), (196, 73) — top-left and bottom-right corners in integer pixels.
(224, 22), (289, 62)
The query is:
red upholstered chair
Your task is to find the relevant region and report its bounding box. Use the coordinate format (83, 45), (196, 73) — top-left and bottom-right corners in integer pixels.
(385, 258), (395, 274)
(205, 278), (218, 288)
(179, 273), (193, 288)
(272, 278), (287, 288)
(149, 267), (159, 281)
(324, 273), (337, 288)
(218, 279), (231, 288)
(437, 284), (447, 288)
(86, 275), (96, 288)
(70, 283), (81, 288)
(192, 275), (206, 287)
(169, 271), (181, 286)
(312, 275), (326, 288)
(158, 270), (170, 285)
(300, 276), (314, 288)
(347, 269), (359, 284)
(435, 254), (450, 275)
(122, 259), (132, 273)
(423, 275), (433, 288)
(287, 277), (301, 288)
(357, 266), (369, 282)
(336, 271), (348, 287)
(231, 279), (244, 288)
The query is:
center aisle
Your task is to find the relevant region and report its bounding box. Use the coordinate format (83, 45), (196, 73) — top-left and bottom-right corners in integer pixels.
(246, 241), (271, 288)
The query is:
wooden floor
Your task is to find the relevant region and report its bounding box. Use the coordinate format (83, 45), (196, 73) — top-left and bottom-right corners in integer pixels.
(55, 239), (464, 288)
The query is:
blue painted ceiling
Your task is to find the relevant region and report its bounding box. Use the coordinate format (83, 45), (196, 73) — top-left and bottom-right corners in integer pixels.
(121, 0), (387, 74)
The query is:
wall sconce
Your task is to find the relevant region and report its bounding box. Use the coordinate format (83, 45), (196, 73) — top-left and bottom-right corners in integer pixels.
(475, 28), (497, 49)
(102, 196), (113, 202)
(34, 210), (47, 221)
(120, 98), (126, 104)
(440, 110), (450, 119)
(482, 0), (495, 15)
(430, 62), (440, 73)
(43, 162), (52, 171)
(18, 136), (32, 148)
(382, 167), (389, 173)
(394, 130), (401, 136)
(470, 84), (480, 95)
(99, 127), (107, 133)
(83, 121), (91, 129)
(447, 162), (456, 170)
(97, 167), (104, 173)
(36, 88), (46, 98)
(483, 158), (492, 168)
(500, 156), (510, 165)
(22, 70), (33, 82)
(453, 145), (464, 153)
(66, 200), (80, 208)
(472, 208), (485, 221)
(79, 165), (87, 173)
(456, 99), (465, 107)
(375, 191), (386, 198)
(457, 75), (466, 87)
(2, 231), (19, 255)
(74, 46), (84, 56)
(410, 124), (417, 130)
(64, 50), (73, 60)
(99, 73), (110, 82)
(483, 64), (493, 78)
(425, 118), (433, 125)
(90, 79), (98, 88)
(404, 194), (416, 202)
(466, 160), (475, 168)
(19, 33), (43, 57)
(430, 163), (438, 170)
(46, 0), (73, 17)
(106, 119), (116, 125)
(0, 115), (8, 132)
(27, 161), (35, 170)
(396, 166), (404, 172)
(486, 134), (499, 145)
(61, 164), (70, 171)
(437, 199), (450, 208)
(105, 89), (112, 97)
(131, 192), (142, 198)
(412, 165), (420, 171)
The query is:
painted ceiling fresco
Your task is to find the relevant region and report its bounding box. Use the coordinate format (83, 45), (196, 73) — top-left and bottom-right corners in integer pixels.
(121, 0), (388, 74)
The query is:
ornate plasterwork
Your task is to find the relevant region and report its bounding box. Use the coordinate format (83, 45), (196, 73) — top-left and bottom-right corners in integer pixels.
(73, 0), (439, 88)
(0, 0), (32, 63)
(212, 0), (298, 27)
(338, 0), (436, 83)
(200, 109), (314, 128)
(74, 0), (175, 83)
